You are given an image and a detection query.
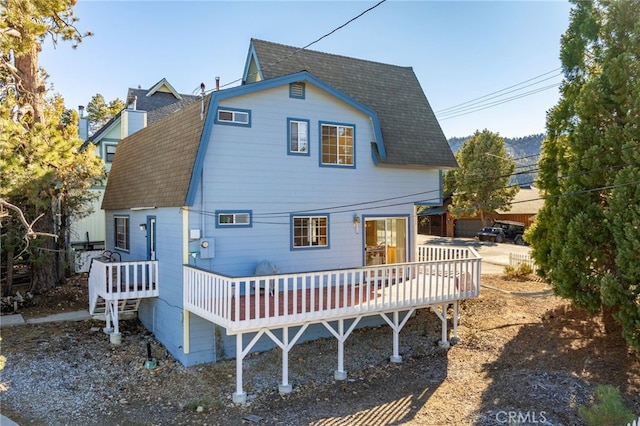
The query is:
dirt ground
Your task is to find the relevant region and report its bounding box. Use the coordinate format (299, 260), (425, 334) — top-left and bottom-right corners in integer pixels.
(1, 273), (639, 425)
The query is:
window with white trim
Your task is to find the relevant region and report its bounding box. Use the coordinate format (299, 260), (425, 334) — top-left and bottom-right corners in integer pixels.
(114, 216), (129, 251)
(292, 215), (328, 248)
(216, 108), (250, 126)
(216, 211), (252, 228)
(321, 123), (354, 166)
(288, 118), (309, 155)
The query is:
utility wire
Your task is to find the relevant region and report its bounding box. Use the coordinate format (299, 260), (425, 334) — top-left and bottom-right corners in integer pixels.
(438, 83), (562, 121)
(189, 140), (640, 221)
(198, 0), (387, 95)
(436, 72), (562, 116)
(435, 68), (561, 114)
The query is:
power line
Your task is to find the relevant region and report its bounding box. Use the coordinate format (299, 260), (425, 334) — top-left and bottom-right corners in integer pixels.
(199, 0), (387, 95)
(438, 82), (562, 121)
(436, 70), (562, 115)
(434, 68), (563, 120)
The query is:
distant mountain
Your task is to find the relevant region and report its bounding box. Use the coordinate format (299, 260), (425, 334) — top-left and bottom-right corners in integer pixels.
(448, 133), (544, 187)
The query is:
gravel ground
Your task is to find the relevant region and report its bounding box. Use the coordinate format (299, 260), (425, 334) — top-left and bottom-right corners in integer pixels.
(1, 274), (639, 425)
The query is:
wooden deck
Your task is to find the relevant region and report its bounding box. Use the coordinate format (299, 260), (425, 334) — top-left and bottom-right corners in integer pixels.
(88, 259), (159, 341)
(183, 245), (481, 403)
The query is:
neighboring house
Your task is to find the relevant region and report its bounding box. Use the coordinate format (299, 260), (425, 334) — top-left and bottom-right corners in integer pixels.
(494, 185), (542, 227)
(419, 186), (542, 237)
(70, 79), (197, 252)
(94, 39), (479, 400)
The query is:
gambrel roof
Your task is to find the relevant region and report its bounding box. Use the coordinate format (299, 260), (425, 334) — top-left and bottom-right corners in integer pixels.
(102, 94), (209, 210)
(103, 41), (457, 210)
(103, 71), (383, 210)
(245, 39), (457, 168)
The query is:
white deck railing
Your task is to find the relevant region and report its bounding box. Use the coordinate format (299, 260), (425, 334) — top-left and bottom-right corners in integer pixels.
(88, 259), (159, 315)
(184, 245), (481, 333)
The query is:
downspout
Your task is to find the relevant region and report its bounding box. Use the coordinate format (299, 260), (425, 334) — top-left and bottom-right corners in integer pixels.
(183, 206), (190, 354)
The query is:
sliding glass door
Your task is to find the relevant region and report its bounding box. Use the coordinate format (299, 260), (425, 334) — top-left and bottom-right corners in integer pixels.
(364, 217), (407, 266)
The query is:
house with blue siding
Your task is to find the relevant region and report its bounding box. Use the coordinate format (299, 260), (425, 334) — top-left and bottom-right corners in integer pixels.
(97, 39), (462, 373)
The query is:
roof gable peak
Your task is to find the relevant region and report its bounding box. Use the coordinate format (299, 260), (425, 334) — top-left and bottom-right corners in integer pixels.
(146, 78), (183, 100)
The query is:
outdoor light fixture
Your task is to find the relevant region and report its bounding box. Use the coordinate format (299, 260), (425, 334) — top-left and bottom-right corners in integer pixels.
(139, 223), (146, 231)
(353, 214), (361, 234)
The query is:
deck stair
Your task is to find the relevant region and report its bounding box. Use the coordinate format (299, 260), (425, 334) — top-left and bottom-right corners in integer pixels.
(90, 296), (141, 321)
(88, 257), (159, 342)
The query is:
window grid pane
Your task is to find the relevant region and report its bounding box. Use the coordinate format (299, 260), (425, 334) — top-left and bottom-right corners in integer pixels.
(293, 216), (328, 247)
(322, 124), (352, 165)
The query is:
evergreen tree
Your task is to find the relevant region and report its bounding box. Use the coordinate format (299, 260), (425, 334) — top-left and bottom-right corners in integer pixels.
(444, 129), (518, 226)
(86, 93), (124, 135)
(1, 0), (103, 293)
(528, 0), (640, 350)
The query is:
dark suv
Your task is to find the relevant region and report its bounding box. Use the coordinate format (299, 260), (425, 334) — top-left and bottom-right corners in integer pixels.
(476, 227), (506, 243)
(492, 220), (527, 245)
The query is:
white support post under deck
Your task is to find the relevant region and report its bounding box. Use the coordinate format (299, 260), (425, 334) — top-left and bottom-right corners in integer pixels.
(431, 304), (450, 349)
(233, 334), (246, 404)
(380, 308), (415, 363)
(264, 324), (309, 395)
(453, 301), (459, 343)
(322, 318), (362, 380)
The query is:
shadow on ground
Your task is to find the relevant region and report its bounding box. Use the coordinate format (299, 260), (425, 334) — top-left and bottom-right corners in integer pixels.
(474, 304), (640, 425)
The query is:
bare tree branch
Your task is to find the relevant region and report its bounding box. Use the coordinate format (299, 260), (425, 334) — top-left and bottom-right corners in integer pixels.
(0, 198), (58, 240)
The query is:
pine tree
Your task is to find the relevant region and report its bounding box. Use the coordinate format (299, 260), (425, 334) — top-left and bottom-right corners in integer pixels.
(86, 93), (125, 135)
(1, 0), (103, 293)
(444, 129), (518, 226)
(528, 0), (640, 350)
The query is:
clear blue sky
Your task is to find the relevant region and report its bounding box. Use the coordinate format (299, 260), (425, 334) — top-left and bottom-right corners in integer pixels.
(39, 0), (572, 139)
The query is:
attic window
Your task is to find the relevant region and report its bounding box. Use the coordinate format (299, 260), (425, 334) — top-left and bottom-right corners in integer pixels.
(289, 82), (305, 99)
(216, 108), (251, 127)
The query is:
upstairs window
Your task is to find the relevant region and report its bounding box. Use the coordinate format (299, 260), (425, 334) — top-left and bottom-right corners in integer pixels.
(292, 215), (329, 249)
(114, 216), (130, 251)
(105, 144), (117, 163)
(287, 118), (310, 155)
(321, 122), (354, 167)
(216, 210), (252, 228)
(216, 108), (251, 127)
(289, 82), (306, 99)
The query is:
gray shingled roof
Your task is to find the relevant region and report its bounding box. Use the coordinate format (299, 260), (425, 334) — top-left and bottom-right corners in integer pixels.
(84, 83), (197, 147)
(101, 96), (209, 210)
(126, 88), (198, 125)
(249, 39), (457, 168)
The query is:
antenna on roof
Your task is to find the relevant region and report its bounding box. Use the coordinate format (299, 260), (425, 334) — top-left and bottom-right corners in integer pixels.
(200, 82), (205, 120)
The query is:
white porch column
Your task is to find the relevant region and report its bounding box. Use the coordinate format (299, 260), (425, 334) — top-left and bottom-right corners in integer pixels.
(380, 309), (415, 363)
(279, 327), (292, 395)
(439, 303), (450, 348)
(452, 301), (459, 342)
(391, 311), (401, 363)
(109, 300), (122, 345)
(322, 318), (361, 381)
(233, 333), (247, 404)
(103, 299), (113, 335)
(335, 319), (346, 380)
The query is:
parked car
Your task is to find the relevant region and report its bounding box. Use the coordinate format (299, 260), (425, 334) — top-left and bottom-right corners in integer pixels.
(476, 227), (505, 243)
(492, 220), (528, 245)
